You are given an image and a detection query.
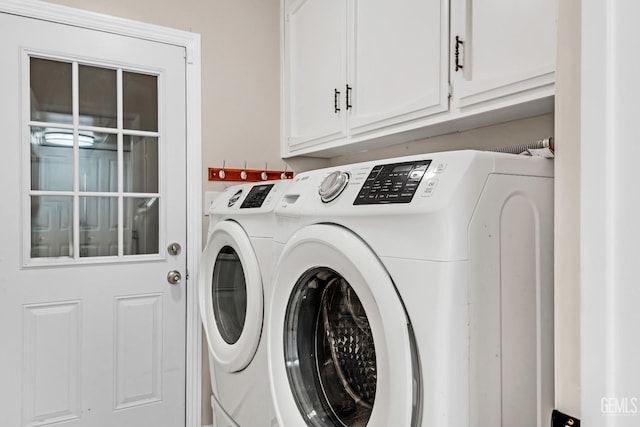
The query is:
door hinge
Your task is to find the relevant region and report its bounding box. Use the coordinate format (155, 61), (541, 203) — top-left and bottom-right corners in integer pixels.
(448, 82), (452, 99)
(454, 35), (464, 72)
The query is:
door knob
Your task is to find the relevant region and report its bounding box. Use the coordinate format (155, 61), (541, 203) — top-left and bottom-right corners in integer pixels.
(168, 242), (182, 256)
(167, 270), (182, 285)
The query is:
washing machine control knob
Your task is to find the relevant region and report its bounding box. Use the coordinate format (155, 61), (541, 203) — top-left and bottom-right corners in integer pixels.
(319, 170), (349, 203)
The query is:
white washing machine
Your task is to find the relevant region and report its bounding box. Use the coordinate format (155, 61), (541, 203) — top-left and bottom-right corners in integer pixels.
(268, 150), (554, 427)
(199, 180), (289, 427)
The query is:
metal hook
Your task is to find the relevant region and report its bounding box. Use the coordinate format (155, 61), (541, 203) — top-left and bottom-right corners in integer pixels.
(240, 161), (248, 180)
(219, 160), (226, 180)
(261, 162), (269, 181)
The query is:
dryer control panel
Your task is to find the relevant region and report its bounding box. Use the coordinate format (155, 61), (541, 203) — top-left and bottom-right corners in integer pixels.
(354, 160), (431, 205)
(240, 183), (275, 208)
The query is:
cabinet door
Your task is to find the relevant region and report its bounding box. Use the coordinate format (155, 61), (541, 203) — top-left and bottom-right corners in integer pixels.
(348, 0), (449, 136)
(451, 0), (557, 110)
(283, 0), (347, 154)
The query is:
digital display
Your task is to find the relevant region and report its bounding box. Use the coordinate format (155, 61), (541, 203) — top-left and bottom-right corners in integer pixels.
(392, 164), (413, 173)
(251, 185), (272, 194)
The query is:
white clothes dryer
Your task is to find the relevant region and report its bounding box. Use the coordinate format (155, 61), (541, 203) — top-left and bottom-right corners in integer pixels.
(199, 180), (289, 427)
(268, 150), (554, 427)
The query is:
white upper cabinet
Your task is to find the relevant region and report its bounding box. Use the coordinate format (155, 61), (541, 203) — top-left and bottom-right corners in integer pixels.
(450, 0), (557, 110)
(348, 0), (448, 137)
(281, 0), (557, 158)
(284, 0), (348, 150)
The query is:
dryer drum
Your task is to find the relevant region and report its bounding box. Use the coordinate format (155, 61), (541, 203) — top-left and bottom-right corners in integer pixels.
(211, 245), (248, 345)
(284, 267), (377, 427)
(321, 278), (377, 409)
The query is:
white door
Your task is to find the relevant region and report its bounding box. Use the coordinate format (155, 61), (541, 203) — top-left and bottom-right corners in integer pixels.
(0, 11), (187, 427)
(268, 224), (419, 427)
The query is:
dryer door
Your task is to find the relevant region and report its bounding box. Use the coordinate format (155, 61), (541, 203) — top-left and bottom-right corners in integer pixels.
(268, 224), (420, 427)
(199, 220), (263, 372)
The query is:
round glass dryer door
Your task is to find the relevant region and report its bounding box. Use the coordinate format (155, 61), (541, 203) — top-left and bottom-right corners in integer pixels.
(199, 220), (263, 372)
(269, 224), (420, 427)
(211, 245), (247, 345)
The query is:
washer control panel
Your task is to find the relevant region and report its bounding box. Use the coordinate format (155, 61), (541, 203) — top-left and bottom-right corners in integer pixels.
(354, 160), (431, 205)
(240, 183), (275, 208)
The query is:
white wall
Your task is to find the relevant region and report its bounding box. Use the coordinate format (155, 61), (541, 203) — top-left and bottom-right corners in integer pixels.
(326, 114), (553, 167)
(554, 0), (581, 418)
(582, 0), (640, 425)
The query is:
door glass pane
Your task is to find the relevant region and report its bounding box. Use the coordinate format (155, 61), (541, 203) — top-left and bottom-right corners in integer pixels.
(211, 246), (247, 345)
(31, 195), (73, 258)
(79, 132), (118, 192)
(79, 196), (118, 257)
(284, 267), (377, 427)
(123, 197), (159, 255)
(30, 126), (73, 191)
(30, 58), (72, 124)
(28, 57), (161, 262)
(123, 135), (159, 193)
(123, 71), (158, 132)
(79, 65), (117, 128)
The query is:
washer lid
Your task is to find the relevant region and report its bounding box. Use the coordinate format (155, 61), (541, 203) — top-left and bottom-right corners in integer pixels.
(268, 224), (420, 427)
(199, 220), (263, 373)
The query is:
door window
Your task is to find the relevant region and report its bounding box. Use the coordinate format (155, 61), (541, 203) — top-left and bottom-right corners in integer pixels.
(28, 56), (161, 263)
(211, 246), (248, 344)
(284, 267), (377, 427)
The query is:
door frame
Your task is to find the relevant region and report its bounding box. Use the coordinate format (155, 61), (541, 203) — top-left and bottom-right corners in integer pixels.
(0, 1), (203, 426)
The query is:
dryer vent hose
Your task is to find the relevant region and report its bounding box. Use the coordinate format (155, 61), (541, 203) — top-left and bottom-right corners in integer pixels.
(488, 137), (554, 157)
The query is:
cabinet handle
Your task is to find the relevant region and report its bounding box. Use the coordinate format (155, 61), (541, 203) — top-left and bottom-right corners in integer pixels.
(454, 35), (464, 72)
(346, 84), (352, 110)
(334, 88), (341, 113)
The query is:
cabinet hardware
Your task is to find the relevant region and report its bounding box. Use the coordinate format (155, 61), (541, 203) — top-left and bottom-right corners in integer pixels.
(454, 35), (464, 71)
(346, 84), (352, 109)
(334, 88), (341, 113)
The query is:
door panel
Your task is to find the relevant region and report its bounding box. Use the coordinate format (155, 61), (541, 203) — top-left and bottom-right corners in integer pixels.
(22, 301), (82, 425)
(0, 11), (187, 427)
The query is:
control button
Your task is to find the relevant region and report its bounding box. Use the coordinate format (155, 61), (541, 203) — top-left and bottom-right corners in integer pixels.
(319, 170), (350, 203)
(435, 163), (447, 173)
(409, 170), (426, 180)
(422, 179), (439, 197)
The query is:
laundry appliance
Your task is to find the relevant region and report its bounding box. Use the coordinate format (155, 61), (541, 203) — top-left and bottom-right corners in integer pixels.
(267, 150), (554, 427)
(199, 180), (289, 427)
